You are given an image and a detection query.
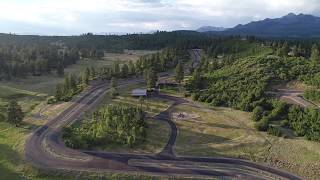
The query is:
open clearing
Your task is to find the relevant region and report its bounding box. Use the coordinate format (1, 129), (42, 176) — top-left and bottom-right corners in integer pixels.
(1, 51), (155, 95)
(172, 103), (320, 179)
(173, 104), (269, 159)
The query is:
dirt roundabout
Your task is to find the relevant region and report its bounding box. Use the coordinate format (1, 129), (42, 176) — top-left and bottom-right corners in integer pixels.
(172, 112), (200, 120)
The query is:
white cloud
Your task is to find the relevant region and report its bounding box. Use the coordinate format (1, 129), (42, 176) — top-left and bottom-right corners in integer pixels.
(0, 0), (319, 35)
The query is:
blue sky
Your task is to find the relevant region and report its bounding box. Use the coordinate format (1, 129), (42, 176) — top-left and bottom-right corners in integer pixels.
(0, 0), (319, 35)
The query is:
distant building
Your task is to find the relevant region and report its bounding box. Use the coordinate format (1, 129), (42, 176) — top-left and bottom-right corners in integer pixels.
(132, 89), (147, 97)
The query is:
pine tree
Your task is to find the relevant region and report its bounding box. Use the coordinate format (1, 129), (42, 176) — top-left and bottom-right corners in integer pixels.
(113, 61), (120, 77)
(128, 61), (136, 75)
(192, 68), (202, 89)
(110, 77), (118, 88)
(56, 60), (64, 76)
(175, 61), (184, 83)
(311, 44), (320, 64)
(121, 64), (129, 78)
(55, 83), (64, 101)
(84, 67), (91, 81)
(281, 42), (290, 57)
(7, 100), (24, 127)
(144, 69), (157, 89)
(110, 77), (119, 98)
(291, 45), (298, 57)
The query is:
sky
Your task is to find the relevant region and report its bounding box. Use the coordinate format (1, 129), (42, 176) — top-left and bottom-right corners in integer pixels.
(0, 0), (319, 35)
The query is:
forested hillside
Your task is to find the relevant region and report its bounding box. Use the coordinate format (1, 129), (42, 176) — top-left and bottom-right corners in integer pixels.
(188, 40), (320, 141)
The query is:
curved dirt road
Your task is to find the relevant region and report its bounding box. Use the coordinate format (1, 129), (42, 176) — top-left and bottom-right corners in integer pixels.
(268, 88), (319, 108)
(25, 79), (303, 179)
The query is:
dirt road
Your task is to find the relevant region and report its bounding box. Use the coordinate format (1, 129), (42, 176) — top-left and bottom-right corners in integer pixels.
(25, 77), (303, 179)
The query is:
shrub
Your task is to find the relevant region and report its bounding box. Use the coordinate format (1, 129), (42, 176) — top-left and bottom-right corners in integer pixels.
(281, 119), (289, 128)
(268, 126), (282, 137)
(251, 106), (264, 122)
(47, 97), (57, 104)
(254, 116), (269, 131)
(184, 92), (191, 97)
(192, 93), (200, 101)
(109, 88), (119, 99)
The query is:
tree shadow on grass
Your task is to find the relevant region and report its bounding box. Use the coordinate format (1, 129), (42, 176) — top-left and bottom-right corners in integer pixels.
(175, 127), (231, 155)
(0, 144), (22, 180)
(175, 127), (268, 159)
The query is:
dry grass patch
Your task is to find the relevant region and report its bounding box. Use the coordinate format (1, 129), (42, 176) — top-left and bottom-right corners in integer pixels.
(173, 104), (269, 160)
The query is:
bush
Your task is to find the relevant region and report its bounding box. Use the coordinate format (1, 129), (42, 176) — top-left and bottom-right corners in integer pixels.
(281, 119), (289, 128)
(184, 92), (191, 97)
(0, 113), (5, 122)
(268, 100), (288, 121)
(304, 89), (320, 102)
(192, 93), (200, 101)
(254, 116), (269, 131)
(109, 88), (119, 99)
(251, 106), (264, 122)
(268, 126), (282, 137)
(47, 97), (57, 104)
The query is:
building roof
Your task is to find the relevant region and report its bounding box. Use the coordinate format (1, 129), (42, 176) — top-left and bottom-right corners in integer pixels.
(132, 89), (147, 96)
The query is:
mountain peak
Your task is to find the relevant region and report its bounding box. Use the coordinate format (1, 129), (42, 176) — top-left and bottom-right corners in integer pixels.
(284, 13), (297, 17)
(225, 13), (320, 38)
(196, 26), (226, 32)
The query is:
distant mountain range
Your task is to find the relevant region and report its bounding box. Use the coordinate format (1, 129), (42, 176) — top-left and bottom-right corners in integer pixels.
(198, 13), (320, 38)
(196, 26), (226, 32)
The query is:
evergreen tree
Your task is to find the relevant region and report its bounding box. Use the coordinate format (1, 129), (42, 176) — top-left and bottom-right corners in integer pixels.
(281, 42), (290, 57)
(110, 77), (119, 98)
(81, 71), (89, 86)
(84, 67), (91, 81)
(121, 64), (129, 78)
(175, 61), (184, 83)
(128, 61), (136, 75)
(144, 69), (157, 89)
(311, 44), (320, 64)
(110, 77), (118, 88)
(113, 61), (120, 77)
(7, 100), (24, 127)
(55, 83), (64, 101)
(191, 68), (202, 89)
(291, 45), (298, 57)
(57, 61), (64, 76)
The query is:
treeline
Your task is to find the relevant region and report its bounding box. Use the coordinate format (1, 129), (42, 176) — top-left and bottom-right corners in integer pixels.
(53, 48), (189, 102)
(304, 89), (320, 103)
(0, 31), (217, 54)
(63, 104), (146, 148)
(205, 38), (267, 59)
(0, 43), (80, 80)
(252, 100), (320, 141)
